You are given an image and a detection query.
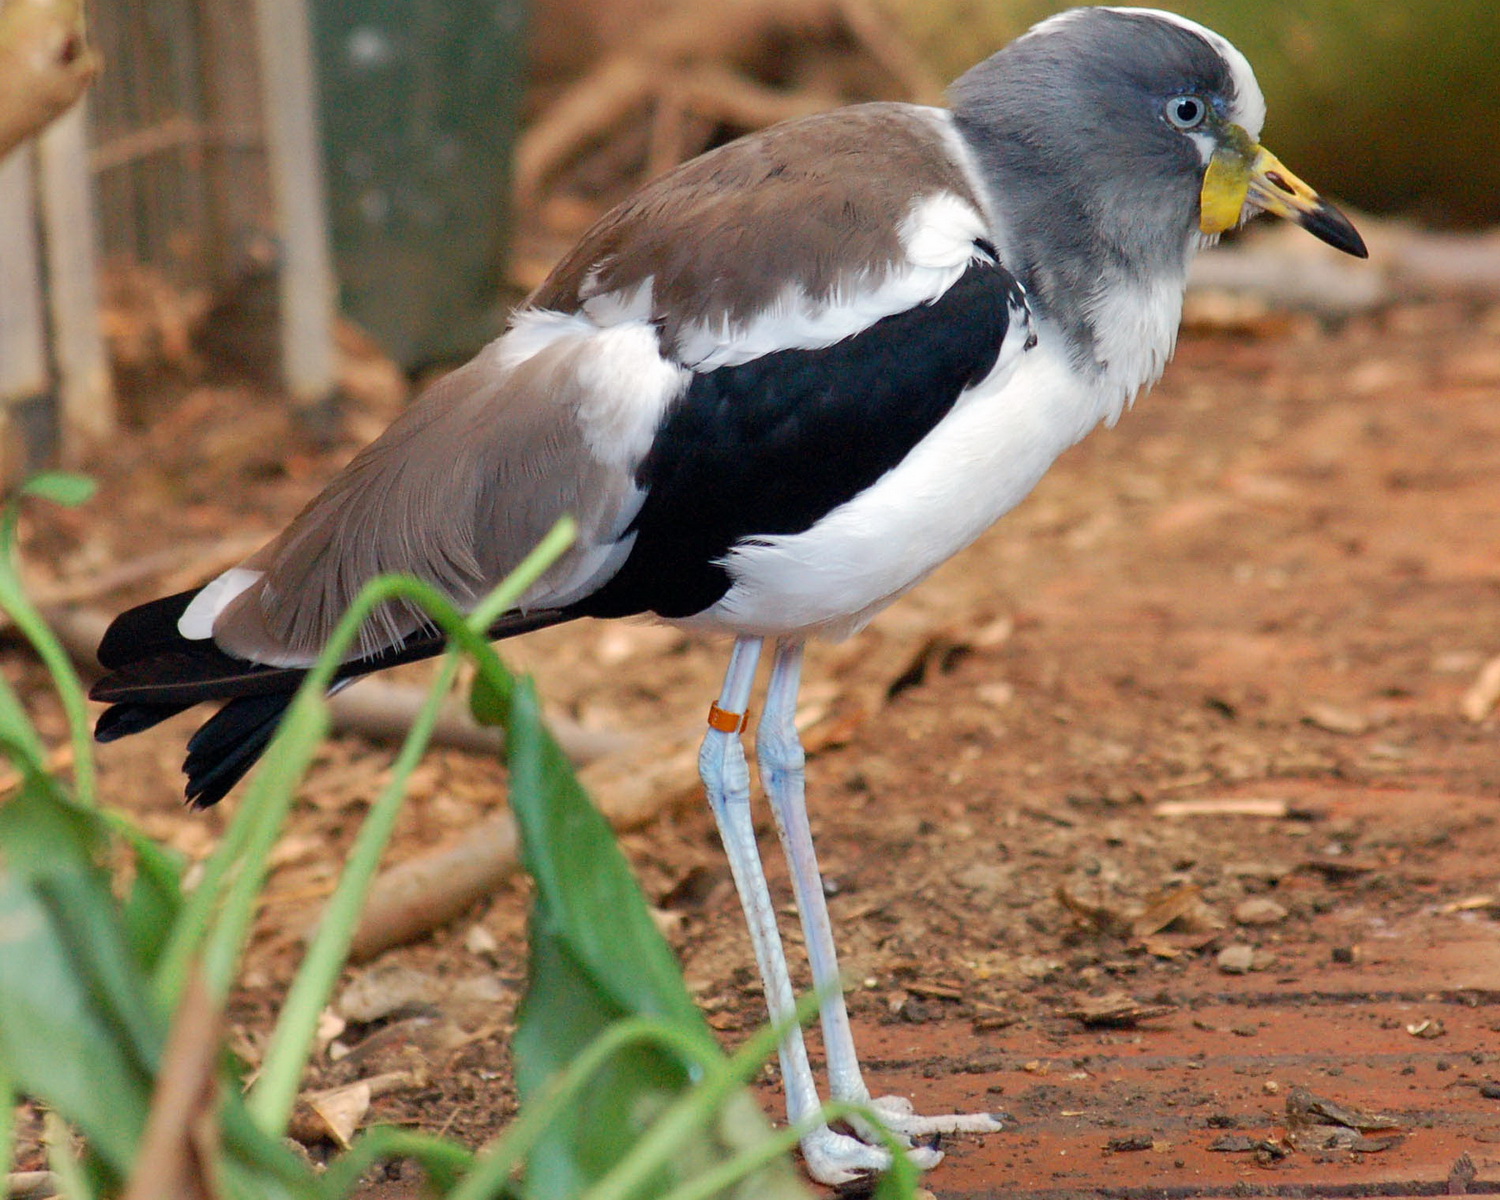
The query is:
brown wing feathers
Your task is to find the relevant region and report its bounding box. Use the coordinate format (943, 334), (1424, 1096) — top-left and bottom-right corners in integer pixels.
(92, 104), (989, 806)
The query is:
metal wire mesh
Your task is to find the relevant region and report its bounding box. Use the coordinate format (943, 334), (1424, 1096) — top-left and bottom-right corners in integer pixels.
(86, 0), (272, 291)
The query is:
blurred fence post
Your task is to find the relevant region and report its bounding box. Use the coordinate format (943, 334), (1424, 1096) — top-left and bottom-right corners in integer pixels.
(0, 147), (50, 486)
(36, 103), (115, 461)
(253, 0), (338, 410)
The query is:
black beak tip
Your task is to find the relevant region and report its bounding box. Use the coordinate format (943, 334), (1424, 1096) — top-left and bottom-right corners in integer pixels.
(1305, 201), (1368, 259)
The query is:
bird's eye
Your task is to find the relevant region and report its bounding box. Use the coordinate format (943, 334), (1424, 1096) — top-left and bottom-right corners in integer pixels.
(1165, 95), (1208, 130)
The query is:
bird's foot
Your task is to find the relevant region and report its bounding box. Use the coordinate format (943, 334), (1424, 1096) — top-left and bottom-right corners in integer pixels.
(799, 1096), (1000, 1184)
(799, 1124), (943, 1187)
(864, 1093), (1006, 1138)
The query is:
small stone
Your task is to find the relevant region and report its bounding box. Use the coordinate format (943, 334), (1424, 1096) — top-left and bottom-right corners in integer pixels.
(1303, 702), (1371, 736)
(1217, 944), (1256, 974)
(1331, 945), (1357, 964)
(338, 964), (438, 1023)
(463, 923), (499, 956)
(1234, 898), (1288, 926)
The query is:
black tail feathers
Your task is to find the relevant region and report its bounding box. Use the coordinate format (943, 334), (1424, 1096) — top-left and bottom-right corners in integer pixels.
(95, 589), (199, 671)
(91, 584), (309, 808)
(95, 699), (194, 743)
(184, 692), (294, 808)
(91, 584), (573, 808)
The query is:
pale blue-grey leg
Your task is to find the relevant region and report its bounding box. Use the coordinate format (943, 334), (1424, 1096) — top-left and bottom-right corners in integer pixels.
(757, 639), (1004, 1157)
(700, 636), (888, 1183)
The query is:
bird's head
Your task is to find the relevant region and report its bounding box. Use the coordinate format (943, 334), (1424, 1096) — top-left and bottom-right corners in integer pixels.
(951, 6), (1367, 264)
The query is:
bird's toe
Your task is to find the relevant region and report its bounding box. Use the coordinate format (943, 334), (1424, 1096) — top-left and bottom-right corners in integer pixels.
(867, 1094), (1006, 1137)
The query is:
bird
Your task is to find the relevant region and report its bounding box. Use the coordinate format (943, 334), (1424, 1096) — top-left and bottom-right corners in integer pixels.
(90, 6), (1367, 1183)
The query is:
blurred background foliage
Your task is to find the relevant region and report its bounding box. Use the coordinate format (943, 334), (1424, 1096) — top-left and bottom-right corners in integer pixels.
(872, 0), (1499, 226)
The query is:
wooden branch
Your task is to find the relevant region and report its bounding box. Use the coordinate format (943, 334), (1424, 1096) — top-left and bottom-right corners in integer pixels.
(516, 57), (658, 208)
(834, 0), (944, 105)
(514, 0), (926, 210)
(0, 0), (101, 160)
(324, 680), (635, 764)
(343, 729), (702, 960)
(668, 64), (841, 129)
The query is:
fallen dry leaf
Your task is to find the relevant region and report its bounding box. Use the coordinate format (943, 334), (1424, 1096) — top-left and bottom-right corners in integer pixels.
(120, 973), (222, 1200)
(1061, 992), (1176, 1028)
(1056, 882), (1218, 942)
(291, 1081), (371, 1150)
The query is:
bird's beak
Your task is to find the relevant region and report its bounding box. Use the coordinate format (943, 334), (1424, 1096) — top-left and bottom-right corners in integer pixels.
(1200, 124), (1368, 258)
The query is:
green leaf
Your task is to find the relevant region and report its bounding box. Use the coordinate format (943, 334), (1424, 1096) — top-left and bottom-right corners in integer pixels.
(507, 678), (703, 1034)
(117, 827), (185, 976)
(515, 925), (691, 1198)
(507, 670), (701, 1198)
(0, 857), (152, 1182)
(0, 476), (101, 805)
(504, 675), (812, 1200)
(19, 472), (96, 508)
(0, 679), (47, 774)
(468, 666), (511, 728)
(216, 1088), (327, 1200)
(0, 785), (163, 1069)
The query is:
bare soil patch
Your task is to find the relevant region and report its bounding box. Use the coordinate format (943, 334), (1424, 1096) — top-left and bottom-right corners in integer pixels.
(9, 294), (1500, 1193)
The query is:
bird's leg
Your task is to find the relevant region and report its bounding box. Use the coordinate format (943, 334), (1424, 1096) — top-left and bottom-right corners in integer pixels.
(701, 636), (889, 1184)
(757, 638), (1004, 1152)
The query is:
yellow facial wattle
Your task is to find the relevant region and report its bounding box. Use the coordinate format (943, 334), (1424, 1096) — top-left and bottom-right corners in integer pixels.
(1199, 149), (1252, 234)
(1198, 123), (1368, 257)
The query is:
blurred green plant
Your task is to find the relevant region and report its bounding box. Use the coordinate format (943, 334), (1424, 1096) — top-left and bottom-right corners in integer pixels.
(0, 474), (916, 1199)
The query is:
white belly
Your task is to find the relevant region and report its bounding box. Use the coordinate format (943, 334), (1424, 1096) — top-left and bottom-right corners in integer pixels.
(680, 341), (1118, 641)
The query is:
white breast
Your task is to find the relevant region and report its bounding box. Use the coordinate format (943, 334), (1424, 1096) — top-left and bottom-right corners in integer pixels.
(678, 333), (1118, 641)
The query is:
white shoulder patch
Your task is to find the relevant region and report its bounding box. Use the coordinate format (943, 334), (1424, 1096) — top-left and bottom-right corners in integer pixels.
(569, 322), (691, 472)
(899, 192), (989, 270)
(481, 305), (691, 479)
(178, 567), (264, 640)
(496, 309), (599, 369)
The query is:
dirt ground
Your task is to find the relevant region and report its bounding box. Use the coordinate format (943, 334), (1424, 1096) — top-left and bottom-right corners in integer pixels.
(9, 286), (1500, 1195)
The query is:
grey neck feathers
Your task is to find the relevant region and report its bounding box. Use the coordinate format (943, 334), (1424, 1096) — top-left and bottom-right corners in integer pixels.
(950, 106), (1197, 378)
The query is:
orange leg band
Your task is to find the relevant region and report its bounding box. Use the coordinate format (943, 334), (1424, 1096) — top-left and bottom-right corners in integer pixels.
(707, 702), (750, 733)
